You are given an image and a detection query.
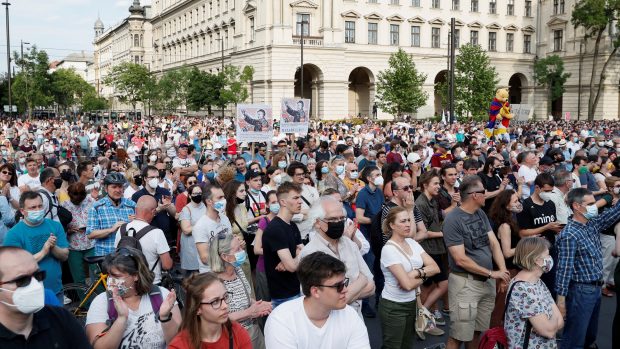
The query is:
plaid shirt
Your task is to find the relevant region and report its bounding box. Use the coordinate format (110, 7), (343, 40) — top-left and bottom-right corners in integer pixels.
(555, 201), (620, 296)
(86, 196), (136, 256)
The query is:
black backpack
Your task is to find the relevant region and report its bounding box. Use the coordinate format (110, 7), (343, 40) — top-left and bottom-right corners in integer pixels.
(38, 189), (73, 231)
(117, 223), (160, 272)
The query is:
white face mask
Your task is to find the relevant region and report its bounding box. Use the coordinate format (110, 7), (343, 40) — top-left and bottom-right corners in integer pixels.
(273, 174), (283, 185)
(148, 178), (159, 189)
(374, 176), (384, 186)
(539, 192), (551, 202)
(0, 278), (45, 314)
(149, 155), (158, 162)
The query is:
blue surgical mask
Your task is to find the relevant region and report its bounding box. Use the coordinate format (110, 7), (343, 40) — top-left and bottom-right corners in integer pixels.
(250, 188), (261, 195)
(213, 199), (227, 213)
(350, 171), (359, 180)
(269, 203), (280, 214)
(321, 167), (329, 174)
(335, 165), (345, 175)
(26, 209), (46, 225)
(231, 250), (247, 268)
(278, 161), (287, 169)
(583, 204), (599, 220)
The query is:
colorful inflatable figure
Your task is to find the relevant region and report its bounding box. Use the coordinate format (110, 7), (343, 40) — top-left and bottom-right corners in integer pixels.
(485, 88), (513, 141)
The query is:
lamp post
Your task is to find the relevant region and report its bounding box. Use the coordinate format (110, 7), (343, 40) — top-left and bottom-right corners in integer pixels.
(21, 40), (29, 117)
(449, 18), (456, 124)
(298, 20), (308, 100)
(2, 2), (11, 118)
(216, 36), (224, 118)
(577, 40), (584, 120)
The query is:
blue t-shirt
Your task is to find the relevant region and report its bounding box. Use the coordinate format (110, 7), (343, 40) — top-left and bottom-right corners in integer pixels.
(3, 219), (68, 294)
(355, 186), (385, 237)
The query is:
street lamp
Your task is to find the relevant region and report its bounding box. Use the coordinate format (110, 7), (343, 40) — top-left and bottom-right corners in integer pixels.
(297, 20), (308, 101)
(215, 36), (224, 118)
(21, 40), (29, 117)
(20, 40), (29, 66)
(2, 2), (11, 118)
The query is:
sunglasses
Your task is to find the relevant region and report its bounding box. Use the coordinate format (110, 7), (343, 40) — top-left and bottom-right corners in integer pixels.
(0, 270), (46, 287)
(467, 190), (486, 195)
(396, 185), (414, 192)
(0, 170), (11, 175)
(187, 181), (197, 185)
(317, 277), (350, 293)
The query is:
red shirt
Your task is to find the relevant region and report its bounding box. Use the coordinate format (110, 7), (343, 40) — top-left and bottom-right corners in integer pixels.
(386, 151), (403, 164)
(168, 324), (252, 349)
(227, 138), (237, 155)
(430, 152), (453, 168)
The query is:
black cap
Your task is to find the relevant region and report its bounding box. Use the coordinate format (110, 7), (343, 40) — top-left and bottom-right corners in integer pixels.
(540, 156), (555, 166)
(245, 169), (262, 181)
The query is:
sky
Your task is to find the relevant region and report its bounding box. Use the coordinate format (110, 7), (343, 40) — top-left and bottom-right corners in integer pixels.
(0, 0), (152, 73)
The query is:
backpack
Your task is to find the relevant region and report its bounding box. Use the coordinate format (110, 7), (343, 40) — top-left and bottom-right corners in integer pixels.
(479, 281), (532, 349)
(117, 223), (160, 272)
(38, 189), (73, 231)
(106, 284), (163, 326)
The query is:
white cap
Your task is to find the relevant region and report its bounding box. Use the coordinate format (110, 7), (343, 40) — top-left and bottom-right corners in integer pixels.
(407, 152), (421, 163)
(240, 142), (249, 148)
(213, 143), (223, 150)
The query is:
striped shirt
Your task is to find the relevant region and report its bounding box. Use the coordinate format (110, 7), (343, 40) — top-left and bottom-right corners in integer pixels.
(86, 196), (136, 256)
(555, 201), (620, 296)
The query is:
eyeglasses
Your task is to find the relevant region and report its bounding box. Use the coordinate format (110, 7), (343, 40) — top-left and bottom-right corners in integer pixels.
(467, 190), (486, 195)
(294, 172), (307, 177)
(0, 270), (46, 287)
(321, 217), (346, 224)
(187, 181), (197, 185)
(201, 292), (233, 309)
(317, 278), (349, 293)
(0, 170), (11, 175)
(146, 176), (159, 180)
(396, 185), (414, 192)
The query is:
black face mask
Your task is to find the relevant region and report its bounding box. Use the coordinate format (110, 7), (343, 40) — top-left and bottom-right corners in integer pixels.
(158, 169), (166, 179)
(236, 197), (245, 205)
(191, 194), (203, 204)
(60, 171), (74, 182)
(325, 220), (345, 240)
(134, 176), (143, 187)
(53, 178), (63, 189)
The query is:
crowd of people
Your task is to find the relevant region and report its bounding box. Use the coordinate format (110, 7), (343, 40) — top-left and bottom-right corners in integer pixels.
(0, 116), (619, 349)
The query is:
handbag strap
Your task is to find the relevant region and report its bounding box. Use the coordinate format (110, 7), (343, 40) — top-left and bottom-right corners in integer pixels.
(385, 240), (423, 306)
(503, 280), (532, 349)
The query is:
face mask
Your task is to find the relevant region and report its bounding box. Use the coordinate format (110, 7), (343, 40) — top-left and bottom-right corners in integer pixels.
(540, 256), (554, 273)
(148, 178), (159, 189)
(573, 137), (579, 143)
(325, 220), (345, 240)
(539, 192), (551, 202)
(158, 169), (166, 179)
(459, 151), (467, 159)
(583, 204), (599, 220)
(18, 157), (25, 164)
(107, 276), (133, 297)
(134, 176), (143, 187)
(149, 155), (158, 162)
(579, 166), (589, 175)
(598, 142), (605, 147)
(0, 278), (45, 314)
(517, 145), (523, 151)
(553, 144), (560, 149)
(350, 171), (359, 180)
(528, 143), (536, 149)
(321, 167), (329, 174)
(235, 197), (245, 205)
(335, 165), (345, 175)
(59, 171), (72, 182)
(26, 209), (46, 225)
(231, 250), (247, 268)
(374, 176), (384, 186)
(191, 194), (203, 204)
(269, 203), (280, 214)
(1, 150), (7, 156)
(250, 188), (261, 195)
(614, 187), (620, 195)
(509, 202), (523, 213)
(278, 161), (287, 169)
(273, 174), (282, 185)
(214, 199), (227, 213)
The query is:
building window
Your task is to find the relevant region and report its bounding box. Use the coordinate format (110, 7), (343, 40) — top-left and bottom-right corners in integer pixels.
(412, 0), (420, 6)
(560, 0), (565, 13)
(488, 32), (497, 51)
(133, 34), (140, 47)
(369, 0), (377, 2)
(506, 33), (514, 51)
(470, 30), (479, 45)
(507, 0), (514, 15)
(432, 27), (440, 48)
(390, 0), (400, 4)
(411, 26), (420, 47)
(525, 0), (532, 16)
(453, 28), (460, 48)
(368, 23), (378, 44)
(524, 34), (531, 53)
(249, 17), (255, 41)
(489, 0), (496, 13)
(345, 21), (356, 43)
(432, 0), (440, 8)
(390, 24), (400, 45)
(553, 30), (563, 51)
(452, 0), (460, 10)
(296, 13), (310, 36)
(471, 0), (479, 11)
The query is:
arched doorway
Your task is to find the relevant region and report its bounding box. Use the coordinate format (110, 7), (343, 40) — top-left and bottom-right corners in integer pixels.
(433, 70), (448, 117)
(294, 64), (323, 119)
(348, 67), (375, 118)
(508, 73), (527, 104)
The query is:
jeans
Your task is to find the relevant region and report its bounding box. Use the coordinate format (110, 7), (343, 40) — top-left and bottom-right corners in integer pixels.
(271, 294), (301, 308)
(561, 282), (601, 349)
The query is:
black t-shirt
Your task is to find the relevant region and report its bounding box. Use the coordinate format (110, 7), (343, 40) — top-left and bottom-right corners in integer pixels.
(478, 173), (502, 212)
(262, 216), (302, 299)
(516, 197), (558, 244)
(0, 306), (92, 348)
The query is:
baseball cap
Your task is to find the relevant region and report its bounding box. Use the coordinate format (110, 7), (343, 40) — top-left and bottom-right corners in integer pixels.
(407, 153), (421, 163)
(245, 169), (262, 181)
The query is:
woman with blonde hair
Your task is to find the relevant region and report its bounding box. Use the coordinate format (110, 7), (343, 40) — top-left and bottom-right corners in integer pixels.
(209, 233), (271, 348)
(124, 167), (143, 199)
(504, 237), (563, 349)
(223, 180), (254, 287)
(169, 273), (252, 349)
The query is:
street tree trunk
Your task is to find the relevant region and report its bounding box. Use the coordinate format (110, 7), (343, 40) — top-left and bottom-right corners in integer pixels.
(591, 46), (618, 120)
(587, 29), (604, 120)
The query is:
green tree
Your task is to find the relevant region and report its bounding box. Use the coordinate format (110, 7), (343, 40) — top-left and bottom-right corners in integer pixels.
(376, 48), (428, 118)
(571, 0), (620, 120)
(82, 91), (109, 112)
(51, 68), (93, 114)
(220, 65), (254, 107)
(187, 68), (224, 114)
(533, 55), (571, 118)
(103, 62), (151, 112)
(12, 46), (54, 116)
(157, 66), (192, 113)
(438, 44), (499, 120)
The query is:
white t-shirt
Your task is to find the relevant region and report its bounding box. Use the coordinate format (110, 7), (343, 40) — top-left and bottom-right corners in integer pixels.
(517, 165), (538, 200)
(172, 156), (197, 170)
(193, 212), (233, 273)
(114, 220), (170, 284)
(380, 239), (425, 303)
(17, 173), (41, 190)
(264, 297), (370, 349)
(85, 286), (171, 349)
(178, 202), (206, 271)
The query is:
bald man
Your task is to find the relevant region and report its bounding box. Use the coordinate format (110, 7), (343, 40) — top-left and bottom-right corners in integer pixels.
(0, 247), (92, 348)
(114, 196), (173, 285)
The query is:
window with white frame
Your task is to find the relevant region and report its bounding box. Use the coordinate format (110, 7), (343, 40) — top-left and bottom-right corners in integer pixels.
(368, 23), (378, 44)
(345, 21), (356, 43)
(553, 30), (563, 51)
(506, 33), (514, 51)
(470, 30), (479, 45)
(488, 32), (497, 51)
(249, 17), (255, 41)
(296, 14), (310, 36)
(432, 0), (440, 8)
(489, 0), (496, 14)
(411, 26), (420, 47)
(507, 0), (514, 15)
(524, 34), (531, 53)
(390, 24), (400, 45)
(432, 27), (440, 48)
(453, 28), (460, 48)
(412, 0), (420, 6)
(471, 0), (479, 11)
(525, 0), (532, 16)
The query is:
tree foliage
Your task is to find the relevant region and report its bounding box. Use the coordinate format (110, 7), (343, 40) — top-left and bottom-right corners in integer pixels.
(220, 65), (253, 107)
(51, 68), (94, 114)
(571, 0), (620, 120)
(187, 68), (224, 113)
(438, 44), (499, 119)
(12, 46), (54, 115)
(533, 55), (571, 116)
(376, 48), (428, 117)
(103, 62), (152, 110)
(156, 66), (192, 113)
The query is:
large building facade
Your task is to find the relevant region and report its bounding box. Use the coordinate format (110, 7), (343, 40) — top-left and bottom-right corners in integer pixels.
(93, 0), (619, 120)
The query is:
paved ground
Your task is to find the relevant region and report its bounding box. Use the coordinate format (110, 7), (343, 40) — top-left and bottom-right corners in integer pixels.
(364, 296), (616, 349)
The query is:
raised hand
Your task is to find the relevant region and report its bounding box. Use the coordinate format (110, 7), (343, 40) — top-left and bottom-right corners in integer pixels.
(159, 289), (176, 320)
